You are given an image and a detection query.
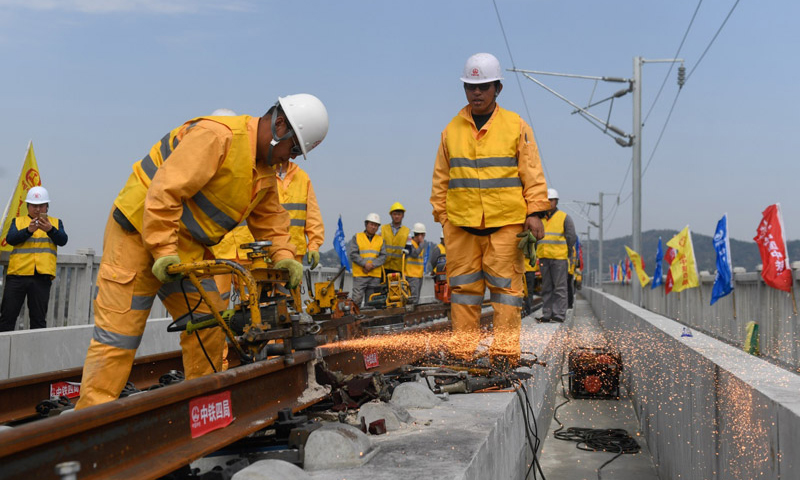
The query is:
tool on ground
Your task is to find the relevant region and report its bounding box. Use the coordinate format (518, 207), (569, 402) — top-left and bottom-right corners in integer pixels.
(568, 347), (622, 399)
(165, 240), (324, 364)
(365, 254), (411, 309)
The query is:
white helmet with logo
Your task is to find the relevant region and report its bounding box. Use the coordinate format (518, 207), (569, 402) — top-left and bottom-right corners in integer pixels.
(413, 222), (426, 234)
(547, 188), (559, 200)
(278, 94), (329, 159)
(211, 108), (237, 116)
(26, 186), (50, 204)
(461, 53), (504, 84)
(365, 213), (381, 224)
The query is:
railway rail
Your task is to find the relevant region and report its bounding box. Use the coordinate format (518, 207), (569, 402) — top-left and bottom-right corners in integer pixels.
(0, 299), (539, 480)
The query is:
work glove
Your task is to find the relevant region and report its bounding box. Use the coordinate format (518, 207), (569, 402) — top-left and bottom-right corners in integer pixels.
(516, 230), (537, 263)
(152, 255), (183, 283)
(306, 250), (320, 270)
(274, 258), (303, 289)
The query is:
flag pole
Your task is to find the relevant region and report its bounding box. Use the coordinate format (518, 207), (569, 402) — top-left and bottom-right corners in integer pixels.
(731, 290), (737, 319)
(791, 286), (797, 316)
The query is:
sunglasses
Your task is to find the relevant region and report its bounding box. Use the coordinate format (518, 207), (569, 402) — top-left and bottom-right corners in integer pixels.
(463, 83), (493, 91)
(290, 134), (303, 156)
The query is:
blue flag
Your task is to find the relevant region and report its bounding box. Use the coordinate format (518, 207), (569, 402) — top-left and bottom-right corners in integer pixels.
(423, 242), (431, 274)
(621, 260), (627, 285)
(333, 215), (352, 273)
(651, 237), (664, 289)
(711, 214), (734, 305)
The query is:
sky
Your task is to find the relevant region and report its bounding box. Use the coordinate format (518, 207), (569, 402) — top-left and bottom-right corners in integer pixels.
(0, 0), (798, 260)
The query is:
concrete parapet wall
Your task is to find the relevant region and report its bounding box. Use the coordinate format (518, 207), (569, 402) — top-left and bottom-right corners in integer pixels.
(585, 287), (800, 480)
(0, 318), (179, 380)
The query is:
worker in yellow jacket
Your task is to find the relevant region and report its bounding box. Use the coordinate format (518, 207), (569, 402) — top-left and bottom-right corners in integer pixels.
(347, 213), (387, 306)
(76, 94), (329, 410)
(536, 188), (576, 323)
(404, 222), (428, 304)
(430, 53), (549, 368)
(381, 202), (410, 274)
(0, 186), (68, 331)
(275, 159), (324, 268)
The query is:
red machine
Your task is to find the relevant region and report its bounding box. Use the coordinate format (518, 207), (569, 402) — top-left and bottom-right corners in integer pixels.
(568, 347), (622, 399)
(433, 264), (450, 303)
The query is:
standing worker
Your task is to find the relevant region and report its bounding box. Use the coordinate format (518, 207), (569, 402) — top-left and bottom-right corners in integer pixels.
(381, 202), (409, 275)
(76, 94), (329, 410)
(428, 230), (446, 275)
(430, 52), (549, 368)
(536, 188), (576, 323)
(404, 223), (427, 305)
(275, 157), (324, 269)
(347, 213), (387, 306)
(0, 186), (68, 331)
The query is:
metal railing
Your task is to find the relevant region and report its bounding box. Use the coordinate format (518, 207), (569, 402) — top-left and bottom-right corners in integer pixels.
(601, 268), (800, 370)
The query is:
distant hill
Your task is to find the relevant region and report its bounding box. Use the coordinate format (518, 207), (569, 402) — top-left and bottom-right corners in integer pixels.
(319, 229), (800, 273)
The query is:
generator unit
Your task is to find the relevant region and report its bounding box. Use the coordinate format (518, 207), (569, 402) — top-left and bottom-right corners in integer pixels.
(568, 347), (622, 399)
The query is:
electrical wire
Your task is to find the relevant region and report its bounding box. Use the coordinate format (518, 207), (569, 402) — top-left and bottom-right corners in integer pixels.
(492, 0), (553, 184)
(180, 279), (218, 374)
(686, 0), (742, 83)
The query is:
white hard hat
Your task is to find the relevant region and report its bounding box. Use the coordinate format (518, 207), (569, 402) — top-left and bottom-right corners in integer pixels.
(211, 108), (237, 116)
(365, 213), (381, 224)
(547, 188), (559, 200)
(413, 222), (426, 234)
(278, 94), (329, 159)
(461, 53), (504, 84)
(26, 186), (50, 204)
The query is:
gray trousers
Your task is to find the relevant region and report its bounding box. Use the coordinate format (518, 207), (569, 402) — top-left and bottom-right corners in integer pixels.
(407, 277), (422, 305)
(350, 276), (381, 307)
(540, 258), (568, 321)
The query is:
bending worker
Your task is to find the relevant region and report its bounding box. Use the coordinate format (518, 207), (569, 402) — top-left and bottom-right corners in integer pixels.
(430, 52), (549, 368)
(76, 94), (329, 409)
(381, 202), (409, 275)
(404, 223), (427, 305)
(537, 188), (575, 323)
(0, 186), (68, 331)
(347, 213), (386, 307)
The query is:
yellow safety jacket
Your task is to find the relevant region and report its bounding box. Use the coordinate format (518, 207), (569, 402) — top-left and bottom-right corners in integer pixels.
(353, 232), (384, 278)
(443, 107), (528, 227)
(381, 224), (409, 271)
(7, 216), (59, 277)
(114, 115), (265, 250)
(276, 162), (323, 256)
(209, 222), (254, 262)
(537, 210), (568, 260)
(405, 240), (425, 278)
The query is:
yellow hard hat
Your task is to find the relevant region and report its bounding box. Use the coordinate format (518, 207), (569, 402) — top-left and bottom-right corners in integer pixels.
(389, 202), (406, 213)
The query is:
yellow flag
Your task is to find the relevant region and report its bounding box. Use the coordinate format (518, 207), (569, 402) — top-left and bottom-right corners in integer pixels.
(0, 142), (42, 252)
(624, 245), (651, 287)
(666, 225), (699, 292)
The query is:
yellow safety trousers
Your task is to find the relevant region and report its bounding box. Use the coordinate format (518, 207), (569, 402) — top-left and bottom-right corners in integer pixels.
(76, 210), (226, 410)
(444, 222), (524, 359)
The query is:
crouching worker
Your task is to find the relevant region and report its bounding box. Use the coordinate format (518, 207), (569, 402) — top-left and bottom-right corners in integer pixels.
(76, 94), (329, 410)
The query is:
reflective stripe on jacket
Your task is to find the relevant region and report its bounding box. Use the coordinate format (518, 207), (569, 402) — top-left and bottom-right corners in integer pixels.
(276, 162), (324, 256)
(537, 210), (568, 259)
(381, 224), (409, 271)
(353, 232), (384, 278)
(7, 216), (59, 276)
(405, 240), (425, 278)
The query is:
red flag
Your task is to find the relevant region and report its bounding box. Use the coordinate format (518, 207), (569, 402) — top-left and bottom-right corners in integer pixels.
(625, 257), (632, 282)
(664, 247), (676, 294)
(754, 204), (792, 292)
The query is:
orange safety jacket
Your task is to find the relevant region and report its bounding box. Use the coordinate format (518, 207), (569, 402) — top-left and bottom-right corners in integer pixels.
(276, 161), (324, 256)
(114, 115), (294, 263)
(430, 104), (549, 227)
(7, 216), (60, 277)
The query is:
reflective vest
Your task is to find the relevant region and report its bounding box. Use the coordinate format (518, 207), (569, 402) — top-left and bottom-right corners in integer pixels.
(353, 232), (384, 278)
(277, 165), (311, 256)
(568, 247), (578, 275)
(114, 115), (264, 247)
(444, 106), (527, 227)
(381, 224), (409, 271)
(7, 216), (59, 277)
(537, 210), (568, 260)
(432, 243), (446, 274)
(405, 240), (425, 278)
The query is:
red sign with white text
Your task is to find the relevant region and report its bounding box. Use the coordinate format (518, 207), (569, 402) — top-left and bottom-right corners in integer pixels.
(189, 391), (233, 438)
(50, 381), (81, 399)
(364, 351), (380, 369)
(754, 204), (793, 292)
